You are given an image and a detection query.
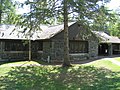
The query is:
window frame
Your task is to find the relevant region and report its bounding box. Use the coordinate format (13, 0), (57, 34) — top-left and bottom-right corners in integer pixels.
(69, 40), (88, 53)
(4, 40), (28, 51)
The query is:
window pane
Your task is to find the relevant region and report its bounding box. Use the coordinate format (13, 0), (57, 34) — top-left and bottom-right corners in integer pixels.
(69, 40), (88, 53)
(4, 40), (28, 51)
(38, 41), (43, 51)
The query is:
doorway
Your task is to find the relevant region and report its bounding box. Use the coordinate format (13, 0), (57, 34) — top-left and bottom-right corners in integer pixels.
(98, 43), (109, 56)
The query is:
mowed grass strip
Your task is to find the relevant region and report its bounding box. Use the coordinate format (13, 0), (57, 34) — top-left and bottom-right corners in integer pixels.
(115, 57), (120, 62)
(0, 61), (41, 76)
(85, 59), (120, 72)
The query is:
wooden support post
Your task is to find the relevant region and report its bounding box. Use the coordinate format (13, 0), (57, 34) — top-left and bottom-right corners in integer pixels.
(29, 39), (31, 61)
(109, 43), (113, 56)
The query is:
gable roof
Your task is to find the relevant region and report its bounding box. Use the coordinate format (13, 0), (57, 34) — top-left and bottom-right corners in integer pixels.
(1, 23), (119, 43)
(93, 31), (120, 43)
(35, 22), (75, 40)
(0, 22), (75, 40)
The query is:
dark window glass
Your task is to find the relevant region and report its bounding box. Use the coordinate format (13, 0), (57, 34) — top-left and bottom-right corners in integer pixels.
(113, 44), (120, 54)
(38, 41), (43, 51)
(5, 40), (28, 51)
(69, 40), (88, 53)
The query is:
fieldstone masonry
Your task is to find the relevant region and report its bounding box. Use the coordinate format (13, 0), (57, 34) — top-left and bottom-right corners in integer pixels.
(40, 39), (98, 63)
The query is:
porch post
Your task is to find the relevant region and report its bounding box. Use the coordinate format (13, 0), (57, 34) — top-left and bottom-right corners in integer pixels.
(0, 41), (5, 59)
(29, 39), (31, 61)
(108, 43), (113, 56)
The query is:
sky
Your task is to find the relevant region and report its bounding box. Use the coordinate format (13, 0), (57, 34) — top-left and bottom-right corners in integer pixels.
(106, 0), (120, 10)
(15, 0), (120, 14)
(14, 0), (30, 14)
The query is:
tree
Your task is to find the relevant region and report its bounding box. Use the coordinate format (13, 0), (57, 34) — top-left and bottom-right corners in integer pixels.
(0, 0), (17, 24)
(107, 13), (120, 37)
(15, 0), (55, 61)
(17, 0), (72, 66)
(90, 4), (120, 38)
(62, 0), (71, 67)
(61, 0), (111, 67)
(0, 0), (3, 24)
(16, 0), (111, 66)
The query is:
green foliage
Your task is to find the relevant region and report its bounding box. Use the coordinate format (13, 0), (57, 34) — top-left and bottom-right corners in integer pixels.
(15, 0), (56, 37)
(0, 57), (120, 89)
(0, 0), (18, 24)
(0, 67), (12, 77)
(91, 3), (120, 37)
(0, 65), (120, 90)
(107, 13), (120, 37)
(16, 0), (112, 27)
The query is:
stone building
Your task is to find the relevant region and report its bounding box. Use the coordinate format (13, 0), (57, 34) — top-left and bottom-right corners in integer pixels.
(0, 22), (119, 62)
(36, 22), (99, 62)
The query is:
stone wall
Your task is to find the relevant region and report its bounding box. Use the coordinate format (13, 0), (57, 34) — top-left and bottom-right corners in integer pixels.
(0, 52), (28, 61)
(39, 40), (64, 62)
(0, 39), (98, 62)
(88, 40), (98, 59)
(69, 53), (89, 62)
(40, 39), (98, 63)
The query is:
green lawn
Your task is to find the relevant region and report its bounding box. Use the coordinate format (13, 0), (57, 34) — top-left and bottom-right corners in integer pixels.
(115, 57), (120, 62)
(86, 59), (120, 71)
(0, 58), (120, 90)
(0, 61), (40, 76)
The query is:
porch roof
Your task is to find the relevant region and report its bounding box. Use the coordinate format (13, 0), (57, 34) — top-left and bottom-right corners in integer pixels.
(93, 31), (120, 44)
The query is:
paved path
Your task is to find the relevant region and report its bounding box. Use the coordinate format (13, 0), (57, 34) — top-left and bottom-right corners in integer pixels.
(103, 58), (120, 66)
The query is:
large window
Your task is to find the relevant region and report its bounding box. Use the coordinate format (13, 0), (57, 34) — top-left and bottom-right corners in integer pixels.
(5, 40), (28, 51)
(69, 40), (88, 53)
(4, 40), (43, 51)
(113, 44), (120, 54)
(37, 41), (43, 51)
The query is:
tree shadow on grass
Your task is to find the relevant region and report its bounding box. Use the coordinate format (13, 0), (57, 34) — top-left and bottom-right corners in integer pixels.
(0, 66), (120, 90)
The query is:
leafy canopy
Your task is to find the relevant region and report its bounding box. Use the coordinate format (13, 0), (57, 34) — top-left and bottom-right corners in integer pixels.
(0, 0), (19, 24)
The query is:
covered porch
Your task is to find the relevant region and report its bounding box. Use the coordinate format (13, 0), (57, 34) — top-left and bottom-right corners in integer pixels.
(98, 43), (120, 56)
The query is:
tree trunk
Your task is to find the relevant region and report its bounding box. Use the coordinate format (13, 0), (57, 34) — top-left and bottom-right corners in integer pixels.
(0, 0), (3, 24)
(62, 0), (71, 67)
(0, 10), (1, 24)
(28, 0), (33, 61)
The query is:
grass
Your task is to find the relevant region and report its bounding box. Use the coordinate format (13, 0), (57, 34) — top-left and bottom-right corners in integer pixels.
(86, 59), (120, 71)
(0, 58), (120, 90)
(0, 61), (40, 67)
(0, 67), (12, 76)
(114, 57), (120, 62)
(0, 61), (40, 76)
